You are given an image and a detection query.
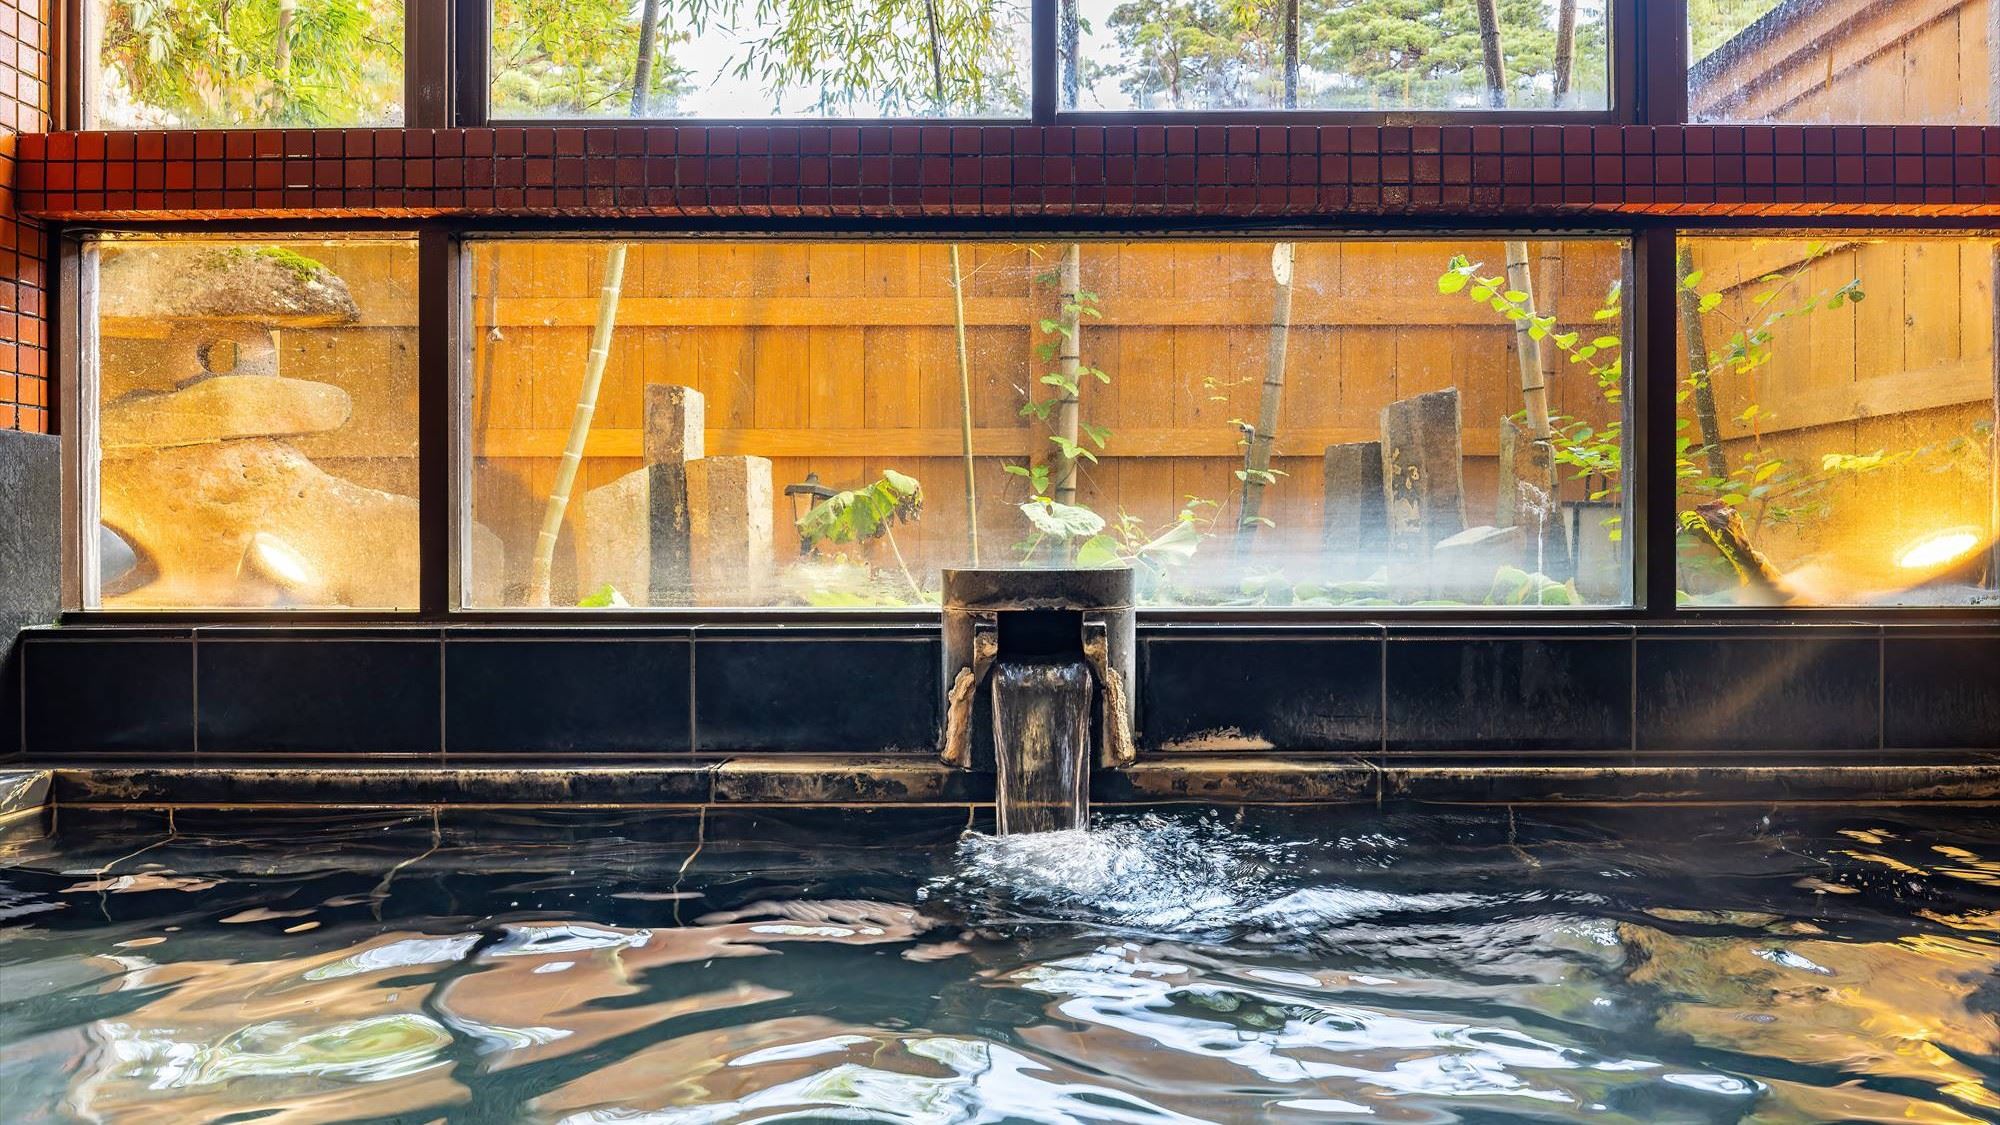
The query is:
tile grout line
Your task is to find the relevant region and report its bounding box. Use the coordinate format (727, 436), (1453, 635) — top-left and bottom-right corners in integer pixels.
(1378, 631), (1388, 758)
(190, 632), (200, 757)
(438, 635), (448, 763)
(1877, 630), (1886, 752)
(1629, 633), (1638, 761)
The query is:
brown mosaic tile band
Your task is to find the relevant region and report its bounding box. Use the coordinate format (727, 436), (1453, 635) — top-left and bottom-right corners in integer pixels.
(0, 0), (48, 434)
(18, 124), (2000, 222)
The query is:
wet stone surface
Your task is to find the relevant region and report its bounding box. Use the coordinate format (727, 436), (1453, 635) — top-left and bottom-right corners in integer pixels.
(5, 804), (2000, 1122)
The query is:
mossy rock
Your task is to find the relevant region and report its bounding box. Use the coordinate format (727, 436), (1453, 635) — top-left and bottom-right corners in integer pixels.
(98, 243), (361, 326)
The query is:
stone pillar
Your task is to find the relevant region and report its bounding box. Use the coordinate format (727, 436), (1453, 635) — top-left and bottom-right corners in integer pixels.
(643, 384), (702, 606)
(687, 455), (774, 606)
(643, 384), (704, 464)
(1381, 388), (1466, 559)
(0, 429), (59, 748)
(1322, 440), (1388, 576)
(575, 384), (705, 606)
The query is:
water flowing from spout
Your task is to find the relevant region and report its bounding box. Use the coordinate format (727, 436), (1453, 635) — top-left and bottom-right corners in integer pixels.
(990, 659), (1093, 835)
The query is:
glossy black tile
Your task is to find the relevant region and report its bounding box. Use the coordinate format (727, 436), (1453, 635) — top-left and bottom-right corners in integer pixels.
(694, 634), (940, 752)
(1386, 635), (1632, 752)
(1636, 632), (1881, 753)
(197, 638), (442, 754)
(1883, 633), (2000, 750)
(446, 638), (692, 753)
(1141, 631), (1382, 752)
(23, 635), (195, 754)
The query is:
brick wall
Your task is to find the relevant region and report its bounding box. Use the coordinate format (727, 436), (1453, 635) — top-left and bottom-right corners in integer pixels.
(0, 0), (47, 433)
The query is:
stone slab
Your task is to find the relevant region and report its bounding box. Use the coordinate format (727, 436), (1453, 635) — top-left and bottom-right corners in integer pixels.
(100, 375), (352, 451)
(687, 455), (773, 606)
(0, 428), (59, 655)
(1381, 388), (1466, 556)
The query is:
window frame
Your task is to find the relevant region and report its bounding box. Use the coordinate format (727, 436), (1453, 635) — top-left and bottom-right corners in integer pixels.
(42, 0), (2000, 624)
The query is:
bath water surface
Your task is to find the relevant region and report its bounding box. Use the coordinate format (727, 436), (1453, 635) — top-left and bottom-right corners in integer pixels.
(3, 804), (2000, 1123)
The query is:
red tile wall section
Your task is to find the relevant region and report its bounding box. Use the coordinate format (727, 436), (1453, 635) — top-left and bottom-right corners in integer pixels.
(16, 124), (2000, 222)
(0, 0), (47, 432)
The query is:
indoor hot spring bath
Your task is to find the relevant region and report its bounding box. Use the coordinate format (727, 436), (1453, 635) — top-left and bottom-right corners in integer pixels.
(6, 803), (2000, 1123)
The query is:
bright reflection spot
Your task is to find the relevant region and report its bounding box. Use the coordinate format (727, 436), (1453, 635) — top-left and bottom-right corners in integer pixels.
(243, 531), (318, 590)
(1897, 529), (1981, 571)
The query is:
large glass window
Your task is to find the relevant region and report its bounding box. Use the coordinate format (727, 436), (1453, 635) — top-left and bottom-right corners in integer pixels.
(1691, 0), (1993, 123)
(1063, 0), (1612, 112)
(489, 0), (1031, 119)
(464, 237), (1629, 610)
(1674, 236), (1998, 607)
(88, 0), (405, 128)
(85, 235), (421, 609)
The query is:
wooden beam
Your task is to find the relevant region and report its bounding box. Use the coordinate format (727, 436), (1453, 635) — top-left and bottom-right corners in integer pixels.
(473, 426), (1507, 460)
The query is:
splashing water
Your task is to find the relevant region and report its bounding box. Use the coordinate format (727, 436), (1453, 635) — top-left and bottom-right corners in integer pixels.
(924, 814), (1297, 934)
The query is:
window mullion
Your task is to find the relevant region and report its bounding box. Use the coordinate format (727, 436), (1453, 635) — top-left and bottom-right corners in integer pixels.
(1639, 0), (1689, 126)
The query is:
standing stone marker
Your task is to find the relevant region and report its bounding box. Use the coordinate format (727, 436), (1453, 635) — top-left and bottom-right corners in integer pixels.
(1322, 440), (1388, 574)
(687, 454), (774, 606)
(1380, 388), (1466, 557)
(576, 383), (706, 606)
(1496, 415), (1562, 573)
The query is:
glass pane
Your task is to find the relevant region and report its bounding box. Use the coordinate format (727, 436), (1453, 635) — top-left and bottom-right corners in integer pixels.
(489, 0), (1031, 119)
(1691, 0), (1992, 123)
(1063, 0), (1611, 112)
(90, 236), (421, 609)
(90, 0), (404, 127)
(465, 237), (1630, 609)
(1675, 236), (1998, 607)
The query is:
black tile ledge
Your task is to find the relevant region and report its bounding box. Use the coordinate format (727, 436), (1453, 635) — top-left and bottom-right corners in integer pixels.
(446, 636), (692, 753)
(1635, 631), (1882, 753)
(1386, 634), (1632, 752)
(23, 633), (196, 754)
(1141, 631), (1383, 751)
(197, 637), (443, 754)
(694, 633), (941, 752)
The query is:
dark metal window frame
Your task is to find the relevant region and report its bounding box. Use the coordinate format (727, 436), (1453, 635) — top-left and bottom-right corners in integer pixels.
(52, 212), (2000, 626)
(461, 0), (1640, 126)
(45, 0), (2000, 625)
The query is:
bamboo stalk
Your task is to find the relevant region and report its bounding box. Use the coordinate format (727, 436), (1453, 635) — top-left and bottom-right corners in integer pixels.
(1506, 243), (1552, 438)
(1677, 244), (1730, 480)
(949, 244), (980, 564)
(923, 1), (979, 566)
(527, 243), (628, 606)
(1236, 242), (1295, 552)
(1054, 243), (1082, 508)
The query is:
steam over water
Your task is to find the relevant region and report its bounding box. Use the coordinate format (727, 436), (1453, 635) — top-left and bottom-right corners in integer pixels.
(6, 805), (2000, 1122)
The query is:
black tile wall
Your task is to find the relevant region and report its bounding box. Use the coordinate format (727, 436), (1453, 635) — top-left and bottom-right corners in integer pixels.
(22, 633), (195, 754)
(1386, 630), (1633, 753)
(1, 645), (18, 759)
(20, 621), (2000, 762)
(1883, 631), (2000, 750)
(446, 634), (692, 753)
(1635, 629), (1881, 753)
(693, 630), (940, 752)
(1141, 629), (1382, 751)
(197, 636), (442, 754)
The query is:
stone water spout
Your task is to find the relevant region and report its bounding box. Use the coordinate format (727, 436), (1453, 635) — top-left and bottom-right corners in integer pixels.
(939, 568), (1137, 834)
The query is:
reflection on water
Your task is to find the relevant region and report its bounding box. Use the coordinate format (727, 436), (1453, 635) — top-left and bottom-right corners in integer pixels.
(5, 806), (2000, 1122)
